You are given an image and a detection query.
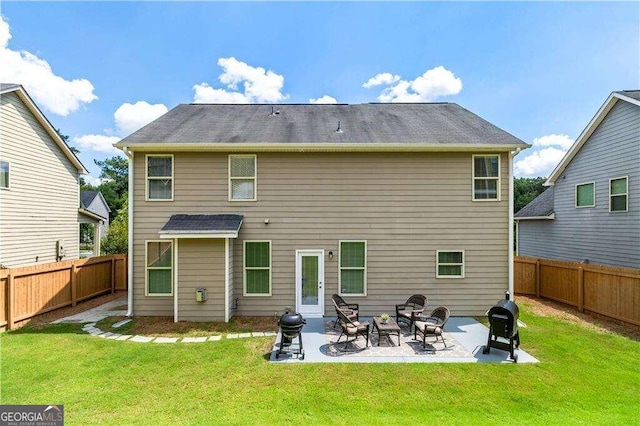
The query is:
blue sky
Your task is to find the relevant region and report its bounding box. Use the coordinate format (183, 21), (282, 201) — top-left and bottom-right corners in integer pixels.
(1, 2), (638, 183)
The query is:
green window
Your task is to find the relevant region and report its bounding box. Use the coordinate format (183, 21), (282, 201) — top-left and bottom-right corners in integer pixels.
(147, 155), (173, 200)
(610, 177), (628, 212)
(339, 241), (367, 295)
(473, 155), (500, 200)
(229, 155), (257, 201)
(576, 182), (595, 207)
(436, 251), (465, 278)
(0, 161), (8, 189)
(244, 241), (271, 295)
(146, 241), (172, 295)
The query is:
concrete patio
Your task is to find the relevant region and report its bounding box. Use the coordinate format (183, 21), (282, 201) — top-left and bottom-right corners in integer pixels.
(270, 317), (539, 364)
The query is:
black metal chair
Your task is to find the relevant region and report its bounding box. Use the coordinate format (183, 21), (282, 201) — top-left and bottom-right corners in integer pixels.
(395, 294), (427, 331)
(331, 294), (359, 329)
(335, 308), (370, 350)
(414, 306), (451, 349)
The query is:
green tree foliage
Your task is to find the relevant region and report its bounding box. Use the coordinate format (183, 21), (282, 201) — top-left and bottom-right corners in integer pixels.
(102, 198), (128, 254)
(514, 177), (547, 213)
(95, 156), (128, 198)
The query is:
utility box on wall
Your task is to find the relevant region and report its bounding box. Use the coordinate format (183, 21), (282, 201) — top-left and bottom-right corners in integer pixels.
(196, 289), (207, 302)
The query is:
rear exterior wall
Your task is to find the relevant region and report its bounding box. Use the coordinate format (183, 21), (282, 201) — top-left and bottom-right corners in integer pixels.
(132, 151), (510, 318)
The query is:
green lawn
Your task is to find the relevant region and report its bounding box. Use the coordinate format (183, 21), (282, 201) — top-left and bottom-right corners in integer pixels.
(1, 300), (638, 425)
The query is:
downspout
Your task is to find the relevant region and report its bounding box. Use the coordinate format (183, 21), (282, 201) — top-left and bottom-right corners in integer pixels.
(224, 238), (230, 322)
(123, 148), (134, 317)
(508, 148), (521, 300)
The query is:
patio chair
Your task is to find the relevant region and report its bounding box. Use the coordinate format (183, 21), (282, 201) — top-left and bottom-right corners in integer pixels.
(414, 306), (451, 349)
(331, 294), (359, 329)
(395, 294), (427, 331)
(335, 308), (370, 350)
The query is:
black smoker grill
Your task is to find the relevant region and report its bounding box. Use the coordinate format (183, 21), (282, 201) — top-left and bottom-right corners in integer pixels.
(276, 309), (306, 360)
(482, 296), (521, 363)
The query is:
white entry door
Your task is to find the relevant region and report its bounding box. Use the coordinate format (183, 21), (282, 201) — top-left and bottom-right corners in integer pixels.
(295, 250), (324, 318)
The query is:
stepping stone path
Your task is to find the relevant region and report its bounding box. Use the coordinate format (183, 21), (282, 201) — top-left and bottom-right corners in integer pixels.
(80, 322), (272, 344)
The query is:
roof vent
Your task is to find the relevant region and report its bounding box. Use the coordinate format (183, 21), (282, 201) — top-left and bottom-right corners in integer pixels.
(335, 120), (343, 133)
(269, 106), (280, 116)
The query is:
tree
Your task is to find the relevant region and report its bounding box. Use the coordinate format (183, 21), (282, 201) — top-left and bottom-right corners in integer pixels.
(102, 198), (128, 254)
(94, 156), (128, 198)
(514, 177), (547, 213)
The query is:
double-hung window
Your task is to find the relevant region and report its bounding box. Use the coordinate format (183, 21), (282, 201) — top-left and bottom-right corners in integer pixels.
(0, 161), (8, 189)
(146, 155), (173, 200)
(229, 155), (257, 201)
(575, 182), (595, 208)
(244, 241), (271, 296)
(436, 250), (465, 278)
(472, 155), (500, 201)
(146, 241), (173, 295)
(339, 241), (367, 295)
(610, 177), (628, 212)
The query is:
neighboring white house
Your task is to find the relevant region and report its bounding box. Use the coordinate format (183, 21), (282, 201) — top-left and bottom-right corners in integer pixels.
(80, 190), (111, 255)
(0, 83), (92, 268)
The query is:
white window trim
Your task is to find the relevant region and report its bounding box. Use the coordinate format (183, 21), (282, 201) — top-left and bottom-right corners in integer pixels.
(145, 239), (173, 296)
(436, 250), (465, 279)
(243, 240), (272, 296)
(228, 154), (257, 202)
(338, 240), (367, 297)
(609, 176), (628, 213)
(472, 154), (501, 202)
(575, 181), (596, 208)
(0, 160), (9, 190)
(145, 154), (174, 201)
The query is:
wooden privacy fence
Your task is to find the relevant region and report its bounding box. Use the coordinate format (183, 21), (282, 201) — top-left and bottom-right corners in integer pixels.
(514, 256), (640, 327)
(0, 255), (127, 330)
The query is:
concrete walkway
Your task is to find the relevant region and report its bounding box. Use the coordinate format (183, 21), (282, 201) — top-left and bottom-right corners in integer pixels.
(52, 299), (539, 363)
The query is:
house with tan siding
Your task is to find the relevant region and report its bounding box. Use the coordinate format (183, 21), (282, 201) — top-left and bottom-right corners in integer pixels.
(116, 103), (529, 321)
(0, 83), (89, 268)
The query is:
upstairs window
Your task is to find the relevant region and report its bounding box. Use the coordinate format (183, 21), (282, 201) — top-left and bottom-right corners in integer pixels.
(339, 241), (367, 296)
(0, 161), (8, 189)
(575, 182), (595, 208)
(473, 155), (500, 201)
(229, 155), (257, 201)
(146, 155), (173, 200)
(610, 177), (628, 212)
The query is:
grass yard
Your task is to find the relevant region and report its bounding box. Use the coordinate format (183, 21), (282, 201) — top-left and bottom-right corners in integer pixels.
(1, 299), (638, 425)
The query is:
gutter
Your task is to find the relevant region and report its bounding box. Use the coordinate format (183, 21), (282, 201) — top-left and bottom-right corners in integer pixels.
(508, 148), (522, 300)
(121, 147), (134, 317)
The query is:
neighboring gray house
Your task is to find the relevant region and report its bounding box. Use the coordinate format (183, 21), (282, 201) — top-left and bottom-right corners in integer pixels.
(0, 83), (89, 268)
(516, 90), (640, 269)
(116, 102), (529, 322)
(80, 190), (110, 236)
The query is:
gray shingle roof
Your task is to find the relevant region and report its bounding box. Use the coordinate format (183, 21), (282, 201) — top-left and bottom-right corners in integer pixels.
(117, 103), (528, 148)
(515, 188), (554, 219)
(160, 214), (244, 233)
(80, 190), (99, 208)
(617, 90), (640, 101)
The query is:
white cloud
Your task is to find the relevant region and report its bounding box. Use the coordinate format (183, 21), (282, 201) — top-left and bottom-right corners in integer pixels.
(362, 73), (401, 88)
(193, 57), (289, 104)
(514, 147), (567, 178)
(82, 174), (105, 187)
(309, 95), (338, 104)
(364, 66), (462, 103)
(0, 15), (97, 116)
(114, 101), (168, 135)
(73, 134), (121, 155)
(532, 134), (574, 150)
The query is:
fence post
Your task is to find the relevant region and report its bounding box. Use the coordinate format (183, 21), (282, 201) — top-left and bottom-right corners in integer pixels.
(7, 273), (15, 330)
(577, 266), (584, 313)
(111, 256), (116, 294)
(535, 258), (541, 298)
(71, 264), (77, 307)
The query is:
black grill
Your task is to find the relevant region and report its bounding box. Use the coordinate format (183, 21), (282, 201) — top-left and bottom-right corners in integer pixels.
(482, 295), (521, 363)
(276, 309), (306, 360)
